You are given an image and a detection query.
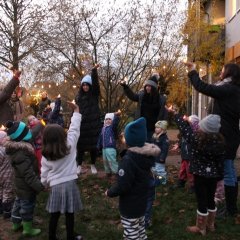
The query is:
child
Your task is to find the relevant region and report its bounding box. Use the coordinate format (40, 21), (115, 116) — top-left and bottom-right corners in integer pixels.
(41, 102), (83, 240)
(175, 115), (199, 192)
(0, 130), (14, 219)
(145, 120), (169, 228)
(172, 111), (225, 236)
(105, 117), (160, 240)
(28, 115), (44, 173)
(97, 111), (120, 179)
(4, 120), (44, 237)
(48, 95), (64, 127)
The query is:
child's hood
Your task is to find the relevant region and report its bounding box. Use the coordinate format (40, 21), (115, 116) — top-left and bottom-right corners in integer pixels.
(127, 143), (160, 169)
(3, 140), (35, 155)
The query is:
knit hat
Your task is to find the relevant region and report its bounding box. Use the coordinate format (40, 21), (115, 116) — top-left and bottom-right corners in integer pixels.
(199, 114), (221, 133)
(188, 114), (200, 132)
(0, 130), (7, 144)
(81, 75), (92, 85)
(155, 120), (168, 130)
(124, 117), (147, 147)
(105, 113), (114, 120)
(5, 121), (32, 142)
(144, 75), (159, 89)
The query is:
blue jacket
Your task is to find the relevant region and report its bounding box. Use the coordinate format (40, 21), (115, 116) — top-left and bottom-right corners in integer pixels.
(97, 115), (119, 149)
(48, 98), (64, 127)
(151, 132), (169, 163)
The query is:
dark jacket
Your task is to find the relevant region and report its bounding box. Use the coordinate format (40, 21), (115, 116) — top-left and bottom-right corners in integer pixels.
(0, 76), (19, 125)
(122, 86), (168, 131)
(151, 132), (169, 163)
(4, 141), (43, 199)
(48, 98), (64, 127)
(107, 143), (159, 218)
(188, 70), (240, 159)
(97, 115), (119, 149)
(179, 136), (191, 161)
(38, 97), (51, 116)
(174, 114), (225, 179)
(75, 68), (102, 151)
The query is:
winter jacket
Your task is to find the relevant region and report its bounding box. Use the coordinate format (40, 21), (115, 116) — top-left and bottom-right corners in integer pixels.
(48, 98), (64, 127)
(41, 112), (81, 187)
(0, 76), (20, 125)
(38, 97), (51, 116)
(179, 137), (191, 161)
(97, 115), (119, 149)
(4, 141), (43, 200)
(151, 132), (169, 163)
(75, 68), (102, 151)
(188, 70), (240, 159)
(8, 97), (24, 121)
(107, 143), (159, 218)
(174, 114), (225, 179)
(122, 86), (168, 131)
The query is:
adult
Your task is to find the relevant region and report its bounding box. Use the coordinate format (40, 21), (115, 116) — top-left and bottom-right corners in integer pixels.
(186, 62), (240, 216)
(75, 64), (102, 174)
(37, 91), (51, 117)
(8, 90), (24, 121)
(0, 70), (21, 125)
(120, 74), (168, 141)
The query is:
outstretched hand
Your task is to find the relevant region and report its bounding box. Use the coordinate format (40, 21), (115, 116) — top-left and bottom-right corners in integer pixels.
(184, 62), (196, 72)
(115, 109), (121, 116)
(165, 105), (178, 114)
(67, 101), (79, 113)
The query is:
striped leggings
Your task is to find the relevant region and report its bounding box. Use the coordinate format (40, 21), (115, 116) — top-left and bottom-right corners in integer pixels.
(121, 215), (147, 240)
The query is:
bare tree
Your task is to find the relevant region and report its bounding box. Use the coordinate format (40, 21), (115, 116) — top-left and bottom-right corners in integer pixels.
(0, 0), (45, 71)
(34, 0), (187, 126)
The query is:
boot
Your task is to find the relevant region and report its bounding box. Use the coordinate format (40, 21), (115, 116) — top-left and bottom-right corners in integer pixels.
(207, 208), (217, 232)
(225, 184), (238, 216)
(2, 201), (13, 219)
(22, 221), (41, 237)
(12, 222), (22, 232)
(186, 210), (208, 236)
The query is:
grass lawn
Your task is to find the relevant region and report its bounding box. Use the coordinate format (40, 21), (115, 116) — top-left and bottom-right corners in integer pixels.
(1, 163), (240, 240)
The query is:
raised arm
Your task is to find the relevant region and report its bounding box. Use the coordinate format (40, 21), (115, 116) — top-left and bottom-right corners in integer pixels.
(91, 64), (100, 96)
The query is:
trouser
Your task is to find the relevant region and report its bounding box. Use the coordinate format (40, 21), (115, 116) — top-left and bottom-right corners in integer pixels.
(11, 197), (36, 223)
(144, 186), (155, 228)
(121, 215), (147, 240)
(224, 159), (238, 215)
(102, 148), (118, 174)
(178, 160), (194, 187)
(76, 149), (97, 165)
(194, 175), (217, 214)
(49, 212), (75, 240)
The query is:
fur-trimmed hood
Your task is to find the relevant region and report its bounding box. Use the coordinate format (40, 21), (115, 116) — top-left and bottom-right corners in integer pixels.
(4, 140), (35, 155)
(128, 143), (160, 157)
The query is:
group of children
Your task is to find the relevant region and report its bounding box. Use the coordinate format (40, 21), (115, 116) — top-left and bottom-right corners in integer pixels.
(0, 91), (228, 240)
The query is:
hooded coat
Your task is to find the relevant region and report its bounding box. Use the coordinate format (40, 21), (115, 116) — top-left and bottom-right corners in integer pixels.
(4, 140), (43, 199)
(107, 143), (160, 218)
(75, 68), (102, 151)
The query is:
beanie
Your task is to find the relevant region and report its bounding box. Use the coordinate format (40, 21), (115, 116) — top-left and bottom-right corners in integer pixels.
(155, 120), (168, 130)
(199, 114), (221, 133)
(0, 130), (7, 144)
(81, 75), (92, 85)
(105, 113), (114, 120)
(5, 121), (32, 142)
(144, 75), (159, 89)
(124, 117), (147, 147)
(188, 114), (200, 132)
